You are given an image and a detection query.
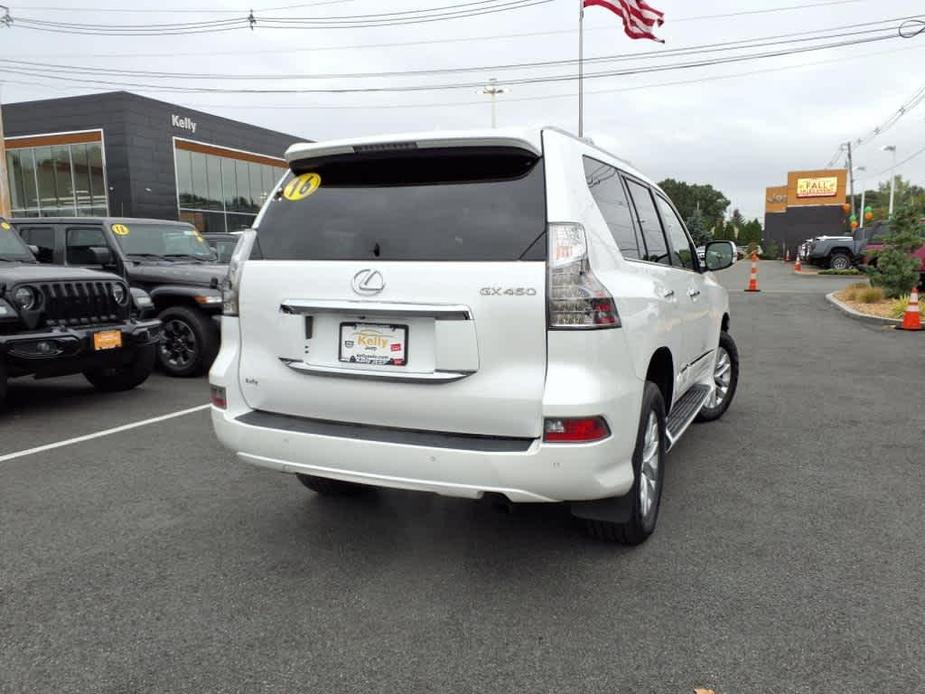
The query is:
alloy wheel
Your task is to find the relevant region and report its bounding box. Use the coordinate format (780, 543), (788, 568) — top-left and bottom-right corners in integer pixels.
(161, 318), (198, 369)
(708, 347), (732, 408)
(638, 411), (660, 520)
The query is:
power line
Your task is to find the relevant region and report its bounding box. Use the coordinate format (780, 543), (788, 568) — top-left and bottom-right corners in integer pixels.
(0, 30), (906, 94)
(0, 17), (914, 83)
(877, 143), (925, 176)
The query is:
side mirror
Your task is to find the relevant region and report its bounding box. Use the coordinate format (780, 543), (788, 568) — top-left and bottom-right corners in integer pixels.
(704, 240), (736, 271)
(27, 244), (39, 256)
(88, 246), (116, 267)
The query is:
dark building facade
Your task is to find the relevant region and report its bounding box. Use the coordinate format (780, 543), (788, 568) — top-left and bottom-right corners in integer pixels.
(762, 168), (849, 258)
(3, 91), (305, 231)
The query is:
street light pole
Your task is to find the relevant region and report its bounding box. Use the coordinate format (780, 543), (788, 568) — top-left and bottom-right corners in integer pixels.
(481, 78), (506, 129)
(882, 145), (897, 217)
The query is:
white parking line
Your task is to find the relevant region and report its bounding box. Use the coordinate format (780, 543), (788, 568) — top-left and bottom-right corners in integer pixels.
(0, 404), (211, 464)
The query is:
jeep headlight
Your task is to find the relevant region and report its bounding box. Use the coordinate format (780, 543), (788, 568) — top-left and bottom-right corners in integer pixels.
(112, 283), (128, 305)
(13, 286), (37, 310)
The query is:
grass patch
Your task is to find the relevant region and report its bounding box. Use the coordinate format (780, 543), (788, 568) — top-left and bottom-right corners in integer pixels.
(858, 286), (886, 303)
(818, 268), (863, 276)
(840, 282), (869, 302)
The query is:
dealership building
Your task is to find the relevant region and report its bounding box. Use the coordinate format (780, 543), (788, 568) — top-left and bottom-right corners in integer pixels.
(763, 168), (849, 256)
(2, 91), (305, 231)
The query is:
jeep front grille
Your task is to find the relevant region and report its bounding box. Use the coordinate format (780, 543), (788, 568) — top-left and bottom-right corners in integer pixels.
(37, 281), (128, 327)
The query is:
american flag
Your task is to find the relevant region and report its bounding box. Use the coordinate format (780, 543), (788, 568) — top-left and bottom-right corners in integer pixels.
(583, 0), (665, 43)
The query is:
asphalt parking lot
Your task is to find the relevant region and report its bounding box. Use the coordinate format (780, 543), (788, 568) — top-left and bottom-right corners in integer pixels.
(2, 260), (923, 694)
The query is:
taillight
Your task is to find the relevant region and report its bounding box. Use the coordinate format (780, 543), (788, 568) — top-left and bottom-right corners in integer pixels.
(547, 222), (620, 329)
(222, 229), (257, 317)
(543, 416), (611, 443)
(210, 384), (227, 409)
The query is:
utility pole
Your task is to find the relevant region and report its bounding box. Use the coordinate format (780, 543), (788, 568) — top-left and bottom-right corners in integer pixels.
(578, 0), (584, 137)
(845, 141), (855, 219)
(855, 166), (866, 229)
(883, 145), (897, 218)
(0, 88), (11, 218)
(481, 78), (506, 129)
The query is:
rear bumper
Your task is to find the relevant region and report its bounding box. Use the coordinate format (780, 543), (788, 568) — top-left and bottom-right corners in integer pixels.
(210, 316), (639, 503)
(212, 406), (634, 503)
(0, 319), (161, 377)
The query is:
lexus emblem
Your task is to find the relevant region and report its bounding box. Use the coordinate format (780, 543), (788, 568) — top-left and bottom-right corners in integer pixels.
(351, 269), (385, 295)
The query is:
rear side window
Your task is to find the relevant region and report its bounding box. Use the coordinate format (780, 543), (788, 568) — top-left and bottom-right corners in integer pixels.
(655, 196), (696, 270)
(19, 226), (55, 263)
(625, 179), (670, 265)
(583, 157), (642, 260)
(255, 147), (546, 261)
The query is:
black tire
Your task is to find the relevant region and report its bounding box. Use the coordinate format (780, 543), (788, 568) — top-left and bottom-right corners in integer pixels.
(296, 474), (371, 496)
(584, 382), (666, 545)
(829, 253), (852, 271)
(696, 331), (739, 423)
(0, 359), (7, 409)
(83, 343), (156, 392)
(157, 305), (219, 377)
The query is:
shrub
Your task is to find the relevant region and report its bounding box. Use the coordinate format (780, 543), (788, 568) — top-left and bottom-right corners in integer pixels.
(761, 240), (780, 260)
(840, 282), (869, 302)
(868, 205), (924, 298)
(890, 295), (925, 319)
(858, 286), (886, 303)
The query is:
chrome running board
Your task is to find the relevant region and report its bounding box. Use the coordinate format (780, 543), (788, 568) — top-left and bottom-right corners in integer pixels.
(665, 384), (711, 451)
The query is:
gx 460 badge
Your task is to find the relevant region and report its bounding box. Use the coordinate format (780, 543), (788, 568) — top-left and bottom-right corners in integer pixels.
(480, 287), (538, 296)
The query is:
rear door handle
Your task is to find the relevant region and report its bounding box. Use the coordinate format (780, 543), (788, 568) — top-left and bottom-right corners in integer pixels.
(662, 289), (676, 299)
(687, 288), (702, 299)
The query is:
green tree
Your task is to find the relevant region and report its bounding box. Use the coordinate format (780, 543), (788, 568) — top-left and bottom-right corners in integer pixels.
(729, 209), (746, 240)
(712, 218), (729, 241)
(868, 205), (924, 298)
(685, 207), (712, 246)
(658, 178), (731, 223)
(738, 218), (763, 246)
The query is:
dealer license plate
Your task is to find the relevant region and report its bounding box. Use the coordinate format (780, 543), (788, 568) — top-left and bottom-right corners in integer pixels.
(93, 330), (123, 351)
(339, 323), (407, 366)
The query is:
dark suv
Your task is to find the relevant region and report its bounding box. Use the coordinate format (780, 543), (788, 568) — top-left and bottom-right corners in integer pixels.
(0, 220), (160, 407)
(11, 218), (228, 377)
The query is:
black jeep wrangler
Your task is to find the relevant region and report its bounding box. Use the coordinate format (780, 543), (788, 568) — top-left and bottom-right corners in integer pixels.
(0, 220), (160, 408)
(10, 217), (227, 377)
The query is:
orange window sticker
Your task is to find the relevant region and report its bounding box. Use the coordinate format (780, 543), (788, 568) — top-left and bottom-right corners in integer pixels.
(282, 173), (321, 201)
(112, 224), (130, 236)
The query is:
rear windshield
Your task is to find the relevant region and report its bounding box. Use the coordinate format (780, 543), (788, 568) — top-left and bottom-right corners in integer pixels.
(255, 147), (546, 261)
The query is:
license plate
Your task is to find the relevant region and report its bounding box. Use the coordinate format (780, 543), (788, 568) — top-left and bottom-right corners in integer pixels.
(93, 330), (123, 351)
(339, 323), (407, 366)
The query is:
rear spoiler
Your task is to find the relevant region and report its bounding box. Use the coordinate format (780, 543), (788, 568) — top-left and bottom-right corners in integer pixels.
(285, 133), (542, 165)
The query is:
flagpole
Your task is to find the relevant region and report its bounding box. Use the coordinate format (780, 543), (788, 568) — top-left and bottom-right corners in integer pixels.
(578, 0), (584, 137)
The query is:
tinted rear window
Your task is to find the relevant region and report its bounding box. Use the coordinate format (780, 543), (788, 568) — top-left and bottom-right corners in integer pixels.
(255, 147), (546, 261)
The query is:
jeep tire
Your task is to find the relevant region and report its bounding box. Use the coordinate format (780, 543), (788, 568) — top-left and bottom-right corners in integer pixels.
(0, 359), (7, 408)
(696, 331), (739, 423)
(84, 343), (156, 392)
(583, 382), (666, 545)
(157, 305), (219, 377)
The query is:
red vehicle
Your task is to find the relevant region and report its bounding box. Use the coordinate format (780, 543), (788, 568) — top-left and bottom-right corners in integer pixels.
(859, 221), (925, 288)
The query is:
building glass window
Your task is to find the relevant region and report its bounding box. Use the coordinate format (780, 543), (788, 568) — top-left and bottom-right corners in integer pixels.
(5, 137), (108, 218)
(174, 144), (286, 232)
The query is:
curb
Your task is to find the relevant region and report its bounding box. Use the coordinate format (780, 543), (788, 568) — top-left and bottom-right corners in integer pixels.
(825, 292), (902, 327)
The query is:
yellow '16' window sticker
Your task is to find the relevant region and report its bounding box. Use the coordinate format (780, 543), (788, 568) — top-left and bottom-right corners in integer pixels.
(112, 224), (130, 236)
(283, 173), (321, 201)
(1, 221), (11, 231)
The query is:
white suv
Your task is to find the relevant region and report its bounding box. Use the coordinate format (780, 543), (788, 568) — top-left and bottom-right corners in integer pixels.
(211, 127), (739, 544)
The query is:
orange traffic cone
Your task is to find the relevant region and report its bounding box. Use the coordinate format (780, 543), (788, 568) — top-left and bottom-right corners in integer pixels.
(794, 254), (802, 273)
(898, 286), (922, 331)
(745, 252), (761, 292)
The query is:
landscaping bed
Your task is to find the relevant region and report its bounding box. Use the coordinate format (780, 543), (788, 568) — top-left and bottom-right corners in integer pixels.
(832, 282), (923, 321)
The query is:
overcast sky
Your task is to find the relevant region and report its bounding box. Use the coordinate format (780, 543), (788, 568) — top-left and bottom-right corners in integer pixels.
(2, 0), (924, 220)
